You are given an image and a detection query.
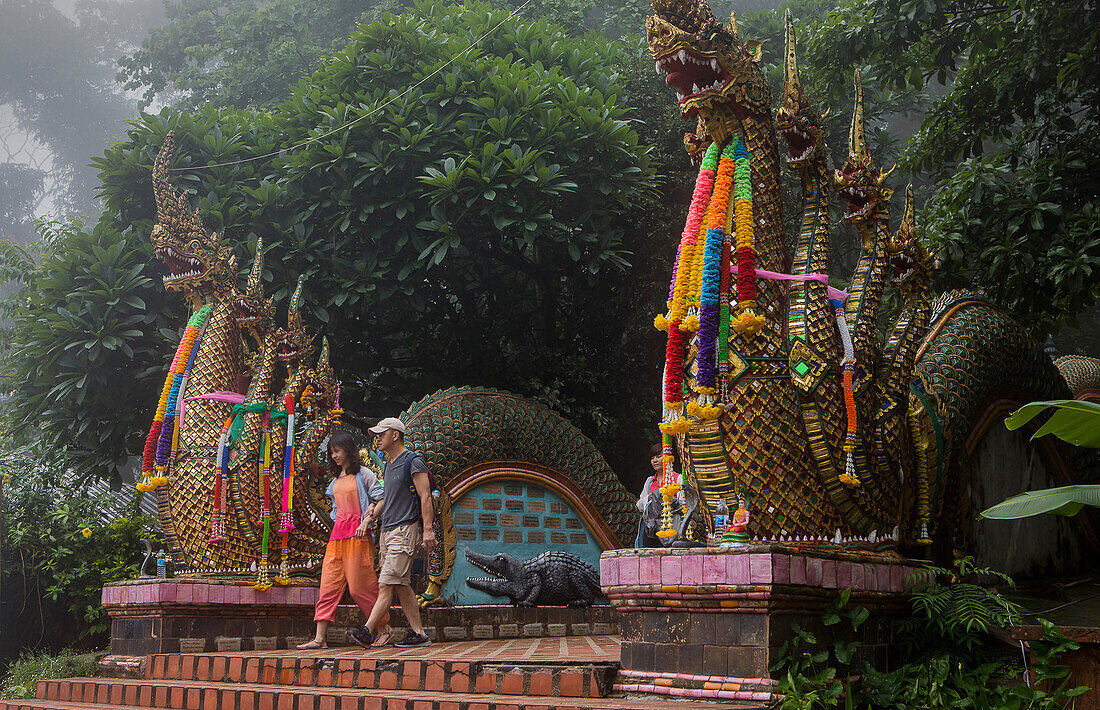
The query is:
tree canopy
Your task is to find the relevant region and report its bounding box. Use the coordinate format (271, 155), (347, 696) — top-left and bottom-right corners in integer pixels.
(810, 0), (1100, 336)
(2, 0), (661, 482)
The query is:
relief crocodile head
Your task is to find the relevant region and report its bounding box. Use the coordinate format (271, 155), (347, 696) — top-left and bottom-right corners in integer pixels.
(834, 71), (895, 223)
(465, 549), (527, 601)
(151, 131), (233, 294)
(775, 10), (827, 168)
(647, 0), (770, 145)
(887, 185), (934, 297)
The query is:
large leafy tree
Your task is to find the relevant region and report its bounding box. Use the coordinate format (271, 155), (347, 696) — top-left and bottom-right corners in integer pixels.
(117, 0), (401, 110)
(0, 0), (162, 240)
(810, 0), (1100, 336)
(3, 0), (659, 482)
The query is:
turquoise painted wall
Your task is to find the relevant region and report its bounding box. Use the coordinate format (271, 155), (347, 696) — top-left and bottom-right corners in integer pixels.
(441, 478), (606, 606)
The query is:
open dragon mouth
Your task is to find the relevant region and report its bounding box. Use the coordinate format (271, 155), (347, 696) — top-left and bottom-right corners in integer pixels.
(839, 185), (873, 221)
(236, 297), (261, 325)
(657, 49), (729, 107)
(778, 123), (816, 164)
(889, 253), (917, 284)
(276, 339), (300, 361)
(155, 246), (208, 286)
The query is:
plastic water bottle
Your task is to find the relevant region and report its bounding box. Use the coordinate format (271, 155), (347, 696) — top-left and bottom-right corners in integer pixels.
(715, 499), (729, 531)
(156, 553), (167, 579)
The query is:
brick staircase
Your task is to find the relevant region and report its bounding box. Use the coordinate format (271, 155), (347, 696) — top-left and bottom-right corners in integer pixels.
(0, 638), (757, 710)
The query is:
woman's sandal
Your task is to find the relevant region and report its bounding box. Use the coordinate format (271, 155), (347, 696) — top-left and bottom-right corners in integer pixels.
(371, 626), (395, 647)
(296, 639), (327, 649)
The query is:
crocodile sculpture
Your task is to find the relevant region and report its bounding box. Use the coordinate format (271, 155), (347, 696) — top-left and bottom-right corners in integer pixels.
(146, 132), (343, 577)
(647, 0), (1083, 552)
(465, 549), (602, 607)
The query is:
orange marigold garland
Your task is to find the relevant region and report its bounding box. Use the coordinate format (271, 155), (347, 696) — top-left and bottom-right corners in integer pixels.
(730, 139), (766, 335)
(138, 305), (212, 492)
(690, 141), (738, 420)
(834, 299), (860, 487)
(660, 142), (720, 435)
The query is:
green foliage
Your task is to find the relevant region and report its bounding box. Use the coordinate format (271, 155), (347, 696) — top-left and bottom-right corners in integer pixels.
(0, 439), (157, 659)
(0, 649), (98, 700)
(771, 558), (1088, 709)
(4, 0), (661, 482)
(1006, 399), (1100, 449)
(982, 485), (1100, 520)
(118, 0), (397, 110)
(0, 217), (179, 479)
(978, 400), (1100, 520)
(811, 0), (1100, 336)
(771, 588), (870, 709)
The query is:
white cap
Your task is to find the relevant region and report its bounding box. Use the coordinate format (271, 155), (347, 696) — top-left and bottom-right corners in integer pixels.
(368, 417), (407, 434)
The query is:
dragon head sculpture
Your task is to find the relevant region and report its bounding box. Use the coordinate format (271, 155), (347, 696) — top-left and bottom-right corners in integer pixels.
(300, 336), (339, 415)
(647, 0), (769, 146)
(887, 185), (934, 299)
(775, 10), (827, 168)
(276, 276), (314, 364)
(834, 71), (895, 223)
(235, 236), (275, 332)
(151, 131), (233, 295)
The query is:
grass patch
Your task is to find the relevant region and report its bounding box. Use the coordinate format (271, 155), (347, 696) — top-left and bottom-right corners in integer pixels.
(0, 649), (98, 700)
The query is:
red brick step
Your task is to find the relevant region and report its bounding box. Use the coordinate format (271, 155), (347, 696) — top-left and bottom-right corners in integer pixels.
(147, 652), (616, 697)
(16, 677), (757, 709)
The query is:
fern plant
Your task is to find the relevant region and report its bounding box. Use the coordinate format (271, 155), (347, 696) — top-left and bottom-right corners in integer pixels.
(899, 556), (1020, 659)
(771, 558), (1087, 709)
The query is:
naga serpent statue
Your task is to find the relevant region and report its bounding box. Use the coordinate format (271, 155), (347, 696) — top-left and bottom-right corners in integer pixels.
(647, 0), (1088, 554)
(142, 131), (347, 581)
(141, 135), (639, 586)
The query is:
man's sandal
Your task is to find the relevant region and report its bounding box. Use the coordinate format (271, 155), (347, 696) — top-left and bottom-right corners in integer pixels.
(371, 626), (395, 647)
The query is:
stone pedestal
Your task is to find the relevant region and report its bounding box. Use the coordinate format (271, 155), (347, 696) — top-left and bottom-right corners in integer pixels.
(600, 546), (924, 702)
(102, 579), (319, 655)
(102, 578), (621, 656)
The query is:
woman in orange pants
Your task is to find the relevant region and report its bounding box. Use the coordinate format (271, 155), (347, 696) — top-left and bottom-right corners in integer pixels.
(297, 431), (390, 648)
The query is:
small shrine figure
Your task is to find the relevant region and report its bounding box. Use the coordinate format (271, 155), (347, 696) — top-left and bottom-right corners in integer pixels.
(721, 497), (750, 546)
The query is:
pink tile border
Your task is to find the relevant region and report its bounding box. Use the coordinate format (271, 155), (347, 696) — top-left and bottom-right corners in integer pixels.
(639, 555), (662, 585)
(661, 555), (683, 585)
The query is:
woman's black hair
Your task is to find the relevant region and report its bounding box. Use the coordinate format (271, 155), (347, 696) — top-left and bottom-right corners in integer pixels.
(327, 430), (363, 476)
(649, 443), (663, 457)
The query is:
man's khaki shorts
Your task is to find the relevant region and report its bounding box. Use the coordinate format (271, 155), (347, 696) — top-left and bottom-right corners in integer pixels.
(378, 522), (421, 586)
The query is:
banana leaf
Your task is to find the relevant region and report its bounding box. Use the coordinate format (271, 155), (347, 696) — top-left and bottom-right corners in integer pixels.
(980, 485), (1100, 519)
(1004, 399), (1100, 447)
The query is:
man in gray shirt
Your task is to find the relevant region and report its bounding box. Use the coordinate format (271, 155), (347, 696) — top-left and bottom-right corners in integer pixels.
(351, 417), (436, 649)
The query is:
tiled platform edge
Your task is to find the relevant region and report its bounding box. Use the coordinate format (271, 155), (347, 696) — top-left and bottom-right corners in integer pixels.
(601, 546), (927, 692)
(102, 578), (619, 656)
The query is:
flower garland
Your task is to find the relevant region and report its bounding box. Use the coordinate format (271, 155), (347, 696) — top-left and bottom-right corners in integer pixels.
(255, 411), (274, 590)
(730, 140), (766, 336)
(659, 143), (720, 435)
(718, 234), (732, 400)
(276, 394), (297, 583)
(833, 299), (860, 487)
(656, 433), (681, 539)
(690, 141), (738, 419)
(138, 305), (212, 492)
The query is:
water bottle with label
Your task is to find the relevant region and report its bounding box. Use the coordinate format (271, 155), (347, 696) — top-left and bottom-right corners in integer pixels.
(156, 553), (167, 579)
(715, 498), (729, 531)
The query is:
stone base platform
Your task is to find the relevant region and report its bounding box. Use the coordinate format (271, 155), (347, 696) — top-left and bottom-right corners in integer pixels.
(102, 578), (618, 656)
(601, 545), (924, 701)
